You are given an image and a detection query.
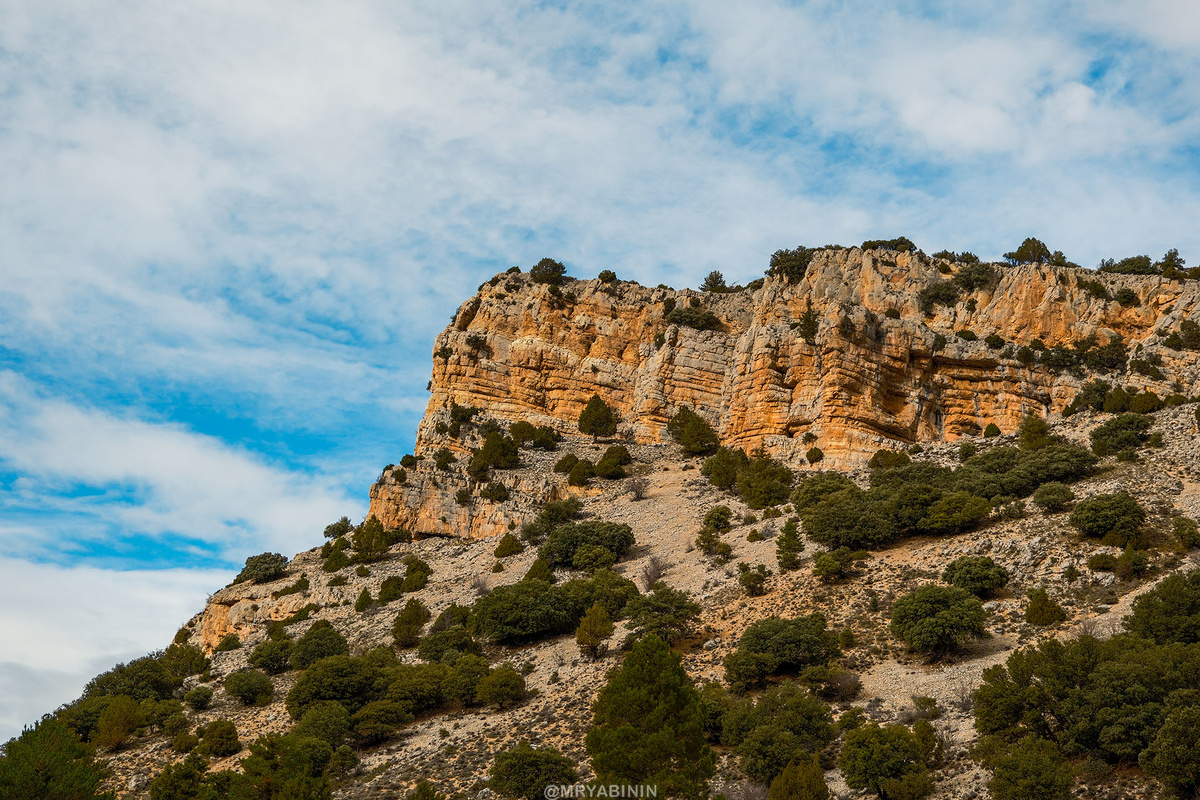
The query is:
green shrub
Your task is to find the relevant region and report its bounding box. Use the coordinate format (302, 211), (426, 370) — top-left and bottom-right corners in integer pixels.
(224, 670), (274, 706)
(1129, 391), (1163, 414)
(597, 269), (617, 283)
(214, 633), (241, 652)
(355, 588), (374, 612)
(322, 549), (351, 573)
(1024, 589), (1066, 626)
(494, 533), (524, 558)
(417, 626), (483, 662)
(768, 247), (815, 282)
(248, 638), (294, 674)
(292, 700), (351, 747)
(703, 505), (733, 532)
(521, 557), (556, 584)
(567, 459), (594, 486)
(0, 717), (113, 797)
(1069, 492), (1146, 546)
(233, 553), (288, 585)
(586, 636), (715, 798)
(941, 556), (1009, 597)
(738, 563), (770, 596)
(726, 681), (835, 785)
(812, 548), (855, 582)
(475, 664), (528, 709)
(400, 554), (433, 592)
(576, 602), (614, 659)
(736, 454), (794, 509)
(468, 433), (521, 481)
(983, 736), (1071, 800)
(1174, 516), (1200, 549)
(472, 580), (581, 644)
(1017, 414), (1052, 451)
(92, 694), (140, 751)
(665, 306), (723, 331)
(393, 599), (430, 648)
(839, 722), (929, 798)
(625, 583), (701, 645)
(917, 280), (959, 313)
(1090, 413), (1152, 456)
(539, 521), (634, 569)
(791, 472), (855, 511)
(667, 407), (719, 456)
(890, 584), (987, 657)
(595, 445), (631, 479)
(490, 741), (578, 800)
(183, 686), (213, 711)
(197, 719), (241, 758)
(480, 481), (510, 502)
(553, 453), (578, 474)
(868, 450), (911, 470)
(1126, 571), (1200, 644)
(1087, 552), (1118, 572)
(290, 621), (350, 670)
(578, 394), (617, 439)
(1032, 482), (1074, 512)
(724, 614), (838, 693)
(529, 258), (566, 285)
(776, 518), (805, 571)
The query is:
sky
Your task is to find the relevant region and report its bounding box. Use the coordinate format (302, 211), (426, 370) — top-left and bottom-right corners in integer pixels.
(2, 0), (1199, 740)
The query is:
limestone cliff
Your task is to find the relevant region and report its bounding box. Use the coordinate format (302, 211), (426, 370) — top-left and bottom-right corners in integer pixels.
(370, 248), (1200, 537)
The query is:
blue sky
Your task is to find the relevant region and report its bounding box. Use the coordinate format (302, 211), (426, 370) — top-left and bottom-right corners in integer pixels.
(2, 0), (1200, 739)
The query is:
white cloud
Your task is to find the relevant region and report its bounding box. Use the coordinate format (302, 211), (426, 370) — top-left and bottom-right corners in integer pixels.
(0, 557), (228, 742)
(0, 372), (360, 558)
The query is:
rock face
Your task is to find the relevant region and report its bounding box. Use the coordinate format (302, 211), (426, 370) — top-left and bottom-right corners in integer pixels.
(370, 249), (1200, 536)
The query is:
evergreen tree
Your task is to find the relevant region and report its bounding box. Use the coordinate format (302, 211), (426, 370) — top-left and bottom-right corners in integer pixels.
(0, 717), (115, 800)
(578, 395), (618, 441)
(776, 518), (805, 571)
(576, 602), (615, 659)
(586, 636), (715, 799)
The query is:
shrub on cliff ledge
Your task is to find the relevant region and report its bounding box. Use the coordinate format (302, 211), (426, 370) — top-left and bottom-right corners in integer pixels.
(291, 621), (350, 670)
(234, 552), (288, 585)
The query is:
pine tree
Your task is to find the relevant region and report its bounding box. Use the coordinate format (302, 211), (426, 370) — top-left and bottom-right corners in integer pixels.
(578, 395), (617, 441)
(776, 518), (805, 571)
(0, 717), (115, 800)
(576, 602), (614, 659)
(586, 635), (715, 798)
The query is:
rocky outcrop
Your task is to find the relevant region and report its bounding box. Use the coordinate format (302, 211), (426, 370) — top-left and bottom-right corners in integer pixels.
(370, 249), (1200, 536)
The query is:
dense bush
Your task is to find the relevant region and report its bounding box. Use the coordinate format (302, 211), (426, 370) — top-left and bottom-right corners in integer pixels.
(490, 741), (578, 800)
(539, 520), (635, 569)
(776, 518), (805, 571)
(724, 614), (839, 693)
(1024, 588), (1066, 626)
(586, 636), (715, 798)
(1126, 570), (1200, 644)
(0, 717), (113, 799)
(917, 280), (959, 314)
(578, 394), (618, 439)
(475, 664), (528, 709)
(1090, 413), (1153, 457)
(417, 626), (483, 662)
(1069, 492), (1146, 546)
(839, 722), (931, 799)
(625, 582), (701, 645)
(248, 638), (294, 676)
(768, 247), (815, 282)
(595, 445), (632, 479)
(667, 407), (720, 456)
(393, 598), (430, 648)
(471, 580), (581, 644)
(184, 686), (213, 711)
(493, 533), (524, 558)
(576, 602), (615, 659)
(941, 556), (1009, 597)
(553, 453), (578, 473)
(290, 621), (350, 670)
(665, 307), (723, 331)
(972, 587), (1200, 797)
(721, 680), (835, 785)
(567, 459), (595, 486)
(234, 552), (289, 585)
(224, 670), (274, 706)
(529, 258), (566, 285)
(890, 584), (987, 657)
(1032, 482), (1074, 512)
(791, 472), (855, 512)
(197, 719), (241, 758)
